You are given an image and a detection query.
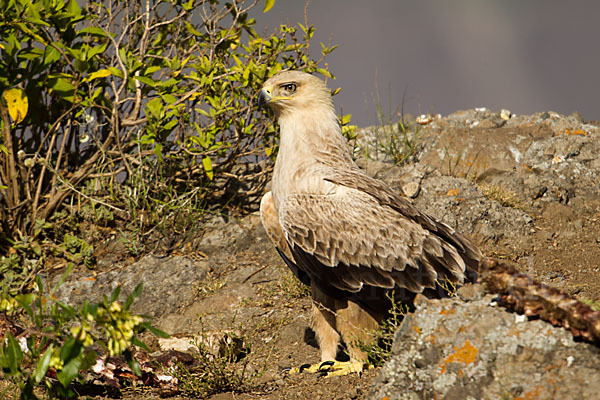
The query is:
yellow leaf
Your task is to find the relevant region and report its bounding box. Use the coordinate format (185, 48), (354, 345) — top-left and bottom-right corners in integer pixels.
(202, 157), (213, 180)
(2, 88), (28, 125)
(84, 69), (112, 82)
(263, 0), (275, 13)
(446, 188), (460, 197)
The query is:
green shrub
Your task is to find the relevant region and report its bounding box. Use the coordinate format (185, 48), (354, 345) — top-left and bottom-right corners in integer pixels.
(0, 0), (351, 288)
(0, 271), (167, 399)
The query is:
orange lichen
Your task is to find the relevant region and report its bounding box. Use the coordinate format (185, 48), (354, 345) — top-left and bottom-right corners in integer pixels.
(413, 325), (422, 334)
(506, 325), (522, 338)
(564, 128), (588, 136)
(440, 340), (478, 374)
(522, 163), (533, 172)
(424, 334), (437, 344)
(446, 188), (460, 196)
(514, 385), (542, 400)
(439, 308), (456, 315)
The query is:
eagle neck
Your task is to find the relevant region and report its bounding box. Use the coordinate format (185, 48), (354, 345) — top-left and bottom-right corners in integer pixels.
(271, 106), (354, 209)
(277, 107), (349, 164)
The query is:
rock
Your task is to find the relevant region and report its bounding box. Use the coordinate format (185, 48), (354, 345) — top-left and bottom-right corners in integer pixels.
(456, 283), (484, 301)
(53, 255), (210, 318)
(370, 290), (600, 400)
(401, 181), (420, 198)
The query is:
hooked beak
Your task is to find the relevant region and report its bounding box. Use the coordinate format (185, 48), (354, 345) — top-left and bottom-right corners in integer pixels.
(257, 87), (272, 110)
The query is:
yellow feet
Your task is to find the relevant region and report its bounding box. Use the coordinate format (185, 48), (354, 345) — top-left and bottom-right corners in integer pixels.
(284, 360), (373, 377)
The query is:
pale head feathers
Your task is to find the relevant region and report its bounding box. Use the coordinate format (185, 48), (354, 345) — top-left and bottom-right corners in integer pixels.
(259, 71), (352, 170)
(259, 70), (335, 119)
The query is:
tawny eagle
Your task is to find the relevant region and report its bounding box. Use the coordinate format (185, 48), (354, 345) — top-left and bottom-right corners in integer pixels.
(258, 71), (481, 376)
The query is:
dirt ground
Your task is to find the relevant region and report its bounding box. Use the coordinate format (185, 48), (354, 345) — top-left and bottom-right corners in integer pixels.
(46, 109), (599, 399)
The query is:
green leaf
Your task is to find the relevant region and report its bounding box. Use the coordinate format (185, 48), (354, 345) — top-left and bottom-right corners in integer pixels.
(57, 350), (95, 388)
(145, 98), (163, 119)
(263, 0), (276, 13)
(59, 337), (82, 365)
(154, 143), (164, 162)
(43, 45), (61, 65)
(2, 332), (23, 375)
(87, 42), (107, 59)
(107, 67), (124, 79)
(15, 293), (35, 318)
(84, 69), (112, 82)
(203, 157), (213, 180)
(340, 113), (352, 125)
(124, 349), (141, 376)
(48, 77), (76, 102)
(66, 0), (81, 17)
(141, 323), (170, 338)
(110, 284), (121, 303)
(78, 27), (108, 37)
(132, 337), (149, 351)
(33, 345), (54, 383)
(316, 68), (333, 78)
(161, 94), (177, 104)
(184, 21), (202, 36)
(125, 282), (143, 310)
(134, 75), (157, 87)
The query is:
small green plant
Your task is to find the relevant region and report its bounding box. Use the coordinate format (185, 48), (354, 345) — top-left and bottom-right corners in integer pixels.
(175, 337), (250, 397)
(437, 277), (459, 298)
(580, 298), (600, 311)
(172, 317), (269, 398)
(356, 291), (408, 367)
(477, 182), (526, 211)
(276, 266), (311, 300)
(0, 269), (168, 399)
(197, 273), (227, 299)
(58, 233), (95, 267)
(357, 76), (420, 164)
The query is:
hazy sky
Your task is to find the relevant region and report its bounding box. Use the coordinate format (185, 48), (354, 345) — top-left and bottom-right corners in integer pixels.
(252, 0), (600, 127)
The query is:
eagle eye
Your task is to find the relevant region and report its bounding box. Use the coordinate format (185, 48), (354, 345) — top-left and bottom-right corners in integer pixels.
(280, 83), (297, 93)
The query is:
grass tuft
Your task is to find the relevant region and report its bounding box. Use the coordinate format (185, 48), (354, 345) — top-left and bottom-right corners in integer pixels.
(356, 291), (408, 367)
(477, 183), (526, 210)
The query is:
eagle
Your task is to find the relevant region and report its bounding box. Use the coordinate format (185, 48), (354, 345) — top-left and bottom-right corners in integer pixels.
(258, 70), (481, 376)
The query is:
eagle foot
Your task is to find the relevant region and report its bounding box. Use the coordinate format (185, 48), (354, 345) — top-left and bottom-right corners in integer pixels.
(283, 360), (372, 377)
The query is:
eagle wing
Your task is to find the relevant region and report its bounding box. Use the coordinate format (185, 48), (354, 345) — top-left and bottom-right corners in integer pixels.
(278, 168), (480, 295)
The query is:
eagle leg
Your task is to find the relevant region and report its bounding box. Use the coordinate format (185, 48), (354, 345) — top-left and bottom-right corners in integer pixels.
(284, 360), (372, 377)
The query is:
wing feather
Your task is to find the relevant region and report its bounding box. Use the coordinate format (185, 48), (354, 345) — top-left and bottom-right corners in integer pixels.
(278, 166), (481, 295)
(324, 167), (482, 270)
(280, 188), (444, 293)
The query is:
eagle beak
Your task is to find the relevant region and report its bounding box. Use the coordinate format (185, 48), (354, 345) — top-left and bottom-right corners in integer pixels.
(258, 87), (272, 110)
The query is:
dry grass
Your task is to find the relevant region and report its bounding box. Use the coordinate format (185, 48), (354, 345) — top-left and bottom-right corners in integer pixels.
(477, 182), (526, 210)
(197, 273), (227, 299)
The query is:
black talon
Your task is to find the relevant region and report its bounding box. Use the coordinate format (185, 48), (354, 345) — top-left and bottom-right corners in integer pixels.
(298, 363), (312, 373)
(318, 360), (335, 370)
(317, 371), (329, 379)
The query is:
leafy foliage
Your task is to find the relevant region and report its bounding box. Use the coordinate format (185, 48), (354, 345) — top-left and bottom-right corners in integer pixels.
(0, 0), (347, 290)
(0, 273), (167, 399)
